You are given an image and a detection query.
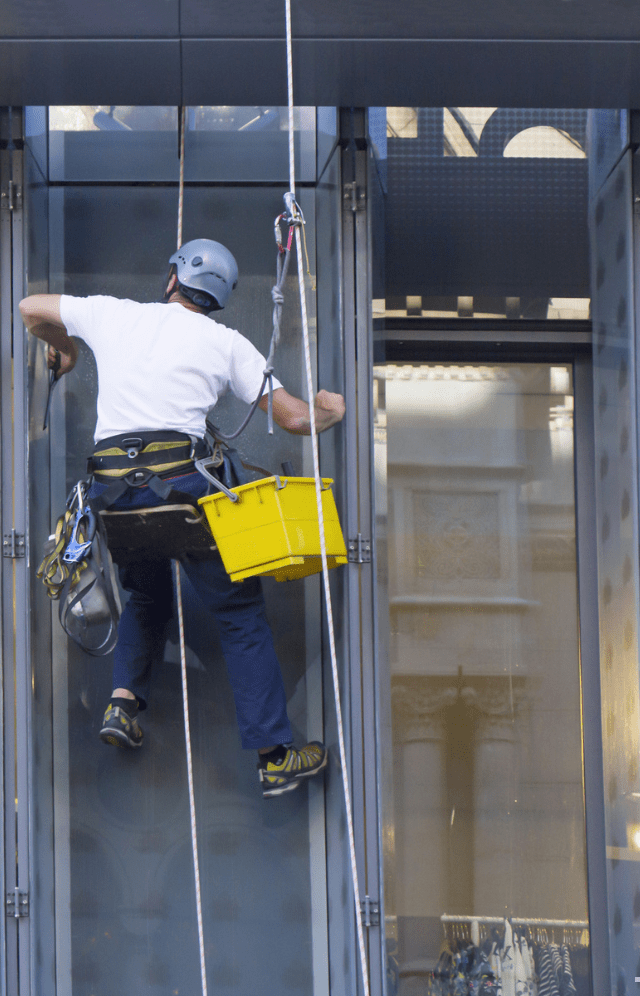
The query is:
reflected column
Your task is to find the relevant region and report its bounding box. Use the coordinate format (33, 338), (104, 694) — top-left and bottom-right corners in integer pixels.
(464, 678), (524, 915)
(391, 679), (456, 918)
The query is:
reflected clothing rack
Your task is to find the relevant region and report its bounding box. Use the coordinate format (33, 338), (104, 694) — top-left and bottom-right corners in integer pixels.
(441, 913), (589, 949)
(441, 916), (588, 928)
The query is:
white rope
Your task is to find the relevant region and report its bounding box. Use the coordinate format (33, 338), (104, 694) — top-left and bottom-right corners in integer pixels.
(177, 106), (186, 250)
(173, 560), (208, 996)
(285, 0), (296, 199)
(284, 3), (371, 995)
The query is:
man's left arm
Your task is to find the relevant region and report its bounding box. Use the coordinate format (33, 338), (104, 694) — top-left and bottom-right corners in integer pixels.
(19, 294), (78, 377)
(258, 387), (345, 435)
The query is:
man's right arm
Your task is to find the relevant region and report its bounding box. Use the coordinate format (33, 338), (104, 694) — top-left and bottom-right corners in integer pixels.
(19, 294), (78, 377)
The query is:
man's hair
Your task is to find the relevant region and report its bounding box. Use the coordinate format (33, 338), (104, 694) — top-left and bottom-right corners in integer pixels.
(163, 264), (214, 312)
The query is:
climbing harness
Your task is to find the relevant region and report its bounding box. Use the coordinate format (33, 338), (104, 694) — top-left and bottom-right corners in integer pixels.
(37, 481), (122, 656)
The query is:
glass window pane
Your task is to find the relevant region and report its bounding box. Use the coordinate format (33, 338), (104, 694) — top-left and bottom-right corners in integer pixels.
(376, 362), (591, 994)
(44, 182), (328, 994)
(49, 105), (316, 182)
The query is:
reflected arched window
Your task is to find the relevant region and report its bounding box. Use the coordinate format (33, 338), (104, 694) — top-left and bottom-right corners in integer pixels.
(503, 125), (586, 159)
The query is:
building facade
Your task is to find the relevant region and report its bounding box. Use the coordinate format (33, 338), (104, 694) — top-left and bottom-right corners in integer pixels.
(1, 4), (640, 995)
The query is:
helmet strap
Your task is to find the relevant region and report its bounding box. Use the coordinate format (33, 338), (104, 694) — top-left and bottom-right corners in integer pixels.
(178, 283), (218, 312)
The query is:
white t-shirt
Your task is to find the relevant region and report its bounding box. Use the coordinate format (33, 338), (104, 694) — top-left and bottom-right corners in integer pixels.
(59, 294), (282, 443)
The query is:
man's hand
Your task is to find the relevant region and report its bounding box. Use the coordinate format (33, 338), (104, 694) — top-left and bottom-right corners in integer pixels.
(312, 389), (346, 432)
(258, 386), (346, 435)
(47, 344), (74, 379)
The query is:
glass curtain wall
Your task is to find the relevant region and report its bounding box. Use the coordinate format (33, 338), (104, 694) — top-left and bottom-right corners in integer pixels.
(376, 363), (590, 994)
(27, 106), (341, 996)
(374, 108), (593, 996)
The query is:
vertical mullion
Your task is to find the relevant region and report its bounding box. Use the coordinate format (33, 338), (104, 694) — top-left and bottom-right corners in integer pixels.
(11, 131), (31, 996)
(573, 355), (610, 995)
(340, 109), (365, 996)
(341, 107), (383, 996)
(0, 108), (18, 996)
(354, 135), (383, 996)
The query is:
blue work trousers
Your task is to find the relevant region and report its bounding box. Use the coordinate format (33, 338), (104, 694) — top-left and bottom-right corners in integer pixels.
(89, 472), (292, 750)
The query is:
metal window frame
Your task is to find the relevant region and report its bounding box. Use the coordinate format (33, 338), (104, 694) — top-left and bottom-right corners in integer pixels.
(369, 334), (605, 995)
(341, 107), (385, 996)
(1, 106), (31, 996)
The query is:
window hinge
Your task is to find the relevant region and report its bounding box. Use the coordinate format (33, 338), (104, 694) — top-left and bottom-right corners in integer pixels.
(6, 889), (29, 918)
(348, 533), (371, 564)
(1, 180), (22, 212)
(359, 895), (380, 927)
(3, 529), (25, 559)
(343, 181), (366, 212)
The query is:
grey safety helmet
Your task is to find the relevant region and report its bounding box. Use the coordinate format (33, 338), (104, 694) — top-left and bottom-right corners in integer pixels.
(168, 238), (239, 311)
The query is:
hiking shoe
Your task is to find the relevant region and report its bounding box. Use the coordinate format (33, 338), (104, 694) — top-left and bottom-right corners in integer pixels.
(99, 703), (143, 749)
(259, 741), (328, 798)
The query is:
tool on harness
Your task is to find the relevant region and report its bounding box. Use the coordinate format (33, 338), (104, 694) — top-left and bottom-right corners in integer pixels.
(62, 483), (96, 564)
(42, 350), (61, 431)
(37, 481), (122, 656)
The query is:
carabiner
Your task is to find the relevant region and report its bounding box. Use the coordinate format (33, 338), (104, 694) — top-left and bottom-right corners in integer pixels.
(62, 506), (96, 563)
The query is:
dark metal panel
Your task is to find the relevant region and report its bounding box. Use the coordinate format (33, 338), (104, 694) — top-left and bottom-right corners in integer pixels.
(0, 41), (181, 105)
(182, 0), (640, 41)
(2, 39), (640, 106)
(181, 40), (287, 106)
(384, 157), (589, 301)
(589, 148), (640, 995)
(588, 110), (630, 197)
(3, 0), (178, 37)
(182, 39), (640, 110)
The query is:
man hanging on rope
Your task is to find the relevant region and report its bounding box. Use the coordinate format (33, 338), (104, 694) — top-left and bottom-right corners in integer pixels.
(20, 238), (345, 799)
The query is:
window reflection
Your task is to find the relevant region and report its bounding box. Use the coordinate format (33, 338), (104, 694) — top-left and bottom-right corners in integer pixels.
(376, 363), (590, 996)
(49, 105), (314, 133)
(48, 106), (317, 183)
(376, 107), (590, 322)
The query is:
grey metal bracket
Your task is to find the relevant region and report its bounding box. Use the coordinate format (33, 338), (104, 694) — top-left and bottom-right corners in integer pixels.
(343, 181), (366, 212)
(5, 889), (29, 918)
(3, 529), (25, 558)
(0, 179), (22, 212)
(194, 457), (240, 502)
(348, 533), (371, 564)
(360, 895), (380, 927)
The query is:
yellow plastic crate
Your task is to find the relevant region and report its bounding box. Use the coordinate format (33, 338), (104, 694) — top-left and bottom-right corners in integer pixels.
(198, 476), (348, 582)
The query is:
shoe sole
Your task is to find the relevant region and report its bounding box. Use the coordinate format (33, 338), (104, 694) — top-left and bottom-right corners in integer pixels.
(99, 727), (143, 749)
(262, 748), (329, 798)
(293, 749), (329, 780)
(262, 779), (302, 799)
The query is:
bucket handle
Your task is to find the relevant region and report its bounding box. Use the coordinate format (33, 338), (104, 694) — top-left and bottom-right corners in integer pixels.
(194, 457), (240, 503)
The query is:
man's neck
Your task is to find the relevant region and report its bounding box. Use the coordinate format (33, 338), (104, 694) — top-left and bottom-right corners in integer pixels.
(167, 290), (206, 315)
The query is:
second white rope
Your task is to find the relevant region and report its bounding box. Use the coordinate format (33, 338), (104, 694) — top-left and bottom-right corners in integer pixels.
(177, 106), (186, 251)
(174, 560), (208, 996)
(284, 2), (371, 993)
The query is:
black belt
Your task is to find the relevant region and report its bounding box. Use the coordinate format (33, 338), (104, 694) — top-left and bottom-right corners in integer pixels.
(88, 430), (209, 480)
